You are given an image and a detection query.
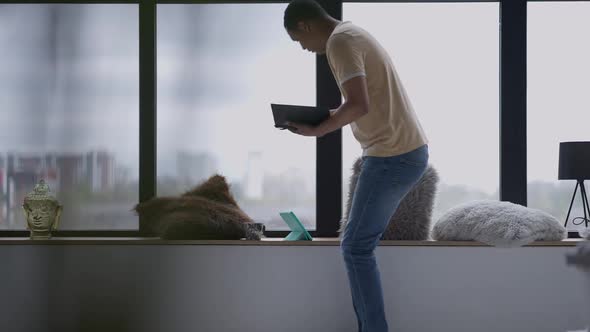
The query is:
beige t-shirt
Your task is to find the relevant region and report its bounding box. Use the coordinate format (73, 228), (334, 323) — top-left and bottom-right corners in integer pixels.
(326, 21), (428, 157)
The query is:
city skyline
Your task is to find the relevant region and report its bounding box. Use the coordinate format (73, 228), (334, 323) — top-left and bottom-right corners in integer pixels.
(1, 3), (589, 231)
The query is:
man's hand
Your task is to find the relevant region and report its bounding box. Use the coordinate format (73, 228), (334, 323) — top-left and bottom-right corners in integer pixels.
(285, 122), (324, 137)
(284, 109), (338, 137)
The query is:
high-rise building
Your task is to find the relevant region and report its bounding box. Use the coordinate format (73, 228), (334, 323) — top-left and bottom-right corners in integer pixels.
(0, 154), (5, 197)
(244, 151), (263, 200)
(85, 151), (115, 192)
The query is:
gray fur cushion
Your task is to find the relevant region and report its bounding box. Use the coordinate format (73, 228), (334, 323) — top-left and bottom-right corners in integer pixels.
(432, 200), (566, 247)
(338, 157), (439, 240)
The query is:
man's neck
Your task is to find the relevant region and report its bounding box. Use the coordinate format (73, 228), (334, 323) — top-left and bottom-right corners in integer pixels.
(318, 18), (342, 45)
(324, 18), (341, 36)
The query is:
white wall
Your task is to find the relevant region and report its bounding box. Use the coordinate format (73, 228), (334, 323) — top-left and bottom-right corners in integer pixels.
(1, 245), (588, 332)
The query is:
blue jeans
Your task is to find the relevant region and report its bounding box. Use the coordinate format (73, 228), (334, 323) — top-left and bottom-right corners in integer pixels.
(340, 144), (429, 332)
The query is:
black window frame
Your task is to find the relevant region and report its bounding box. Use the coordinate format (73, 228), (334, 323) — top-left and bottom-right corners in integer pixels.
(2, 0), (575, 238)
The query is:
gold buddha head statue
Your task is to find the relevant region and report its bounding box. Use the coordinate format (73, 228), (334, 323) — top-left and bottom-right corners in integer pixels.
(22, 180), (62, 239)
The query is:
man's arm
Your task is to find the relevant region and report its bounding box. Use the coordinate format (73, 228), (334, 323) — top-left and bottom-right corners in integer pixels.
(315, 75), (369, 136)
(287, 75), (370, 137)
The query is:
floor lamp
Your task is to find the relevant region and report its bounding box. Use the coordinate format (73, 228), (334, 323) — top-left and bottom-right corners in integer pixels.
(559, 141), (590, 238)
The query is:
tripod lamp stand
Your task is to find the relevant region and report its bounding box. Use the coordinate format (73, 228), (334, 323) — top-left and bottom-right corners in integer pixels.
(559, 141), (590, 238)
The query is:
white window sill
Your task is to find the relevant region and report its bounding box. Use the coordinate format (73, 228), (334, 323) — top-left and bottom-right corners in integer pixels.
(0, 237), (584, 246)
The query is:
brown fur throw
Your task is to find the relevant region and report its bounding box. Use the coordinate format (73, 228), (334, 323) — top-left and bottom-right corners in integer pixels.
(134, 174), (260, 240)
(339, 157), (439, 240)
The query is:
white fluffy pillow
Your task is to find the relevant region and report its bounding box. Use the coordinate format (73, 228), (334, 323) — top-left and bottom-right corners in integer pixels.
(432, 200), (566, 247)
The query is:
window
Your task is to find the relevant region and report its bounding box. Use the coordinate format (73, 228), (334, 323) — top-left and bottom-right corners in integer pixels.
(0, 1), (553, 238)
(342, 3), (500, 224)
(527, 2), (590, 233)
(157, 4), (316, 231)
(0, 4), (139, 230)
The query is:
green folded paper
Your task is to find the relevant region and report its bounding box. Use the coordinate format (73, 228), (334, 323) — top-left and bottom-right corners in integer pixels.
(279, 211), (313, 241)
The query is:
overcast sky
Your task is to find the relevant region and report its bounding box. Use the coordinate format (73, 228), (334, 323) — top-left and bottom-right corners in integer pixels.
(1, 2), (589, 197)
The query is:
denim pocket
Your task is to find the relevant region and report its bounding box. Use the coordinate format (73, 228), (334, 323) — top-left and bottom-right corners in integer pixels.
(399, 145), (429, 167)
(361, 156), (387, 173)
(400, 157), (426, 167)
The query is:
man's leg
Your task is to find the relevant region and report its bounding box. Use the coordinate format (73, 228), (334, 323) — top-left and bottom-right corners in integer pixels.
(341, 147), (428, 332)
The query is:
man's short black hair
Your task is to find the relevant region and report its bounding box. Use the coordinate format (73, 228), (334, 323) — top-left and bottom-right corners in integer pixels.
(284, 0), (329, 31)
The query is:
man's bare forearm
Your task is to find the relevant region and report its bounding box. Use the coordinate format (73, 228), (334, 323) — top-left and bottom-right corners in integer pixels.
(316, 102), (368, 137)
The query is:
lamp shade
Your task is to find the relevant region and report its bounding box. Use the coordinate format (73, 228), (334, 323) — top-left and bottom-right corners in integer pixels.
(558, 141), (590, 180)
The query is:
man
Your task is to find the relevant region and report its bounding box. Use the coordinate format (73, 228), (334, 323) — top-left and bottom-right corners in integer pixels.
(283, 1), (430, 331)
